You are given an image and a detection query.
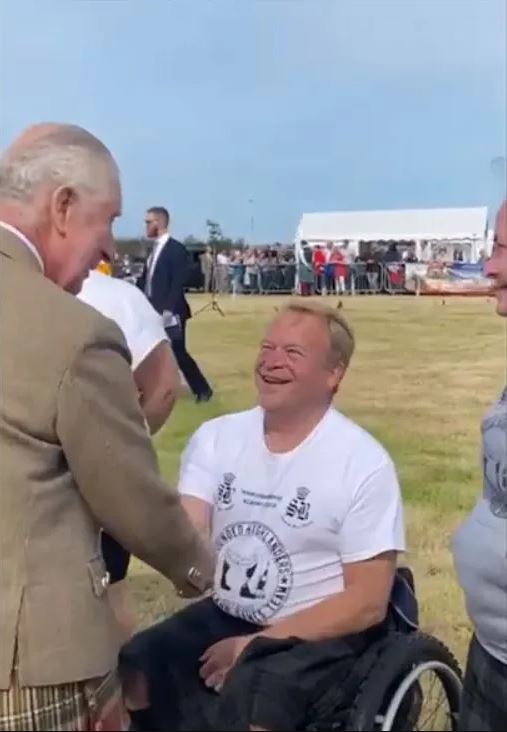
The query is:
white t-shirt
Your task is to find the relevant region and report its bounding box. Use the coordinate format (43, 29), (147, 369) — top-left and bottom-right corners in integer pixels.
(178, 406), (405, 625)
(78, 271), (168, 370)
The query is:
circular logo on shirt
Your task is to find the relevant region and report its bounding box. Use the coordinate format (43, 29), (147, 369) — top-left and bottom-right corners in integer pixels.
(213, 521), (293, 624)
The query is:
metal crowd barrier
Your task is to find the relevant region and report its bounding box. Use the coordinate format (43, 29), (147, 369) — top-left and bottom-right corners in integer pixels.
(299, 262), (407, 296)
(191, 262), (408, 296)
(210, 263), (297, 295)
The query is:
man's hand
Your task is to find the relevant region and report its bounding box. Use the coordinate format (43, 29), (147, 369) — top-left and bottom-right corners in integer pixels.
(199, 635), (255, 692)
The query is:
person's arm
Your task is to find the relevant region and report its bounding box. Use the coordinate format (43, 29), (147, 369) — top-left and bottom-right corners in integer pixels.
(259, 459), (404, 642)
(135, 340), (179, 434)
(136, 263), (147, 292)
(177, 422), (217, 548)
(163, 243), (190, 315)
(120, 282), (179, 434)
(258, 552), (397, 643)
(181, 496), (212, 542)
(56, 318), (213, 597)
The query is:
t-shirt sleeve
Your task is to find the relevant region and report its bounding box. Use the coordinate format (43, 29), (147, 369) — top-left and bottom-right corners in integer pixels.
(338, 458), (405, 564)
(124, 289), (168, 370)
(177, 422), (217, 504)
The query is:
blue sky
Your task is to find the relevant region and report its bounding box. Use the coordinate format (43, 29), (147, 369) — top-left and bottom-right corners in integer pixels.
(0, 0), (505, 241)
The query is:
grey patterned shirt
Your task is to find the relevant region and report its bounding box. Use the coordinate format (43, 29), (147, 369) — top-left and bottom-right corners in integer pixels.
(453, 388), (507, 663)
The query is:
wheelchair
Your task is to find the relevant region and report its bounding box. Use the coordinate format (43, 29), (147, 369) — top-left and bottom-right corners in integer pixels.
(306, 568), (463, 731)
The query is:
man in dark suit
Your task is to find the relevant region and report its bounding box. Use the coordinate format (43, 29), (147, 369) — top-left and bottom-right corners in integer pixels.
(139, 206), (213, 402)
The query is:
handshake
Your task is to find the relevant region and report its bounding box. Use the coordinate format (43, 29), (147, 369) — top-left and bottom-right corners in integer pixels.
(178, 565), (214, 599)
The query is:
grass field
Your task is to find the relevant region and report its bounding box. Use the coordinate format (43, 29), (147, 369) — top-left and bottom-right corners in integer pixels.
(128, 293), (506, 666)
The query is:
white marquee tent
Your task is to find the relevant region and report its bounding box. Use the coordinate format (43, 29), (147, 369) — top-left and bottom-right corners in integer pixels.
(294, 206), (489, 263)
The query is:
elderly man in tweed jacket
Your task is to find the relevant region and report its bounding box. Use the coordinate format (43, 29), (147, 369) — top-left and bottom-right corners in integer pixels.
(0, 123), (213, 732)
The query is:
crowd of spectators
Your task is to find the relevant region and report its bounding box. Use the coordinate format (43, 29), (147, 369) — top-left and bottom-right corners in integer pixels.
(297, 241), (412, 296)
(115, 239), (481, 296)
(199, 245), (296, 294)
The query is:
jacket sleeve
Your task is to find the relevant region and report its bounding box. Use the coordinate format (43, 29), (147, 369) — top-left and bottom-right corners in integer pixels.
(162, 242), (189, 314)
(136, 264), (147, 293)
(55, 318), (213, 596)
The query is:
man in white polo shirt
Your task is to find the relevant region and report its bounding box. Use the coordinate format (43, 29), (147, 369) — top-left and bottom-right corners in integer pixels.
(79, 265), (179, 434)
(121, 301), (405, 731)
(78, 265), (180, 638)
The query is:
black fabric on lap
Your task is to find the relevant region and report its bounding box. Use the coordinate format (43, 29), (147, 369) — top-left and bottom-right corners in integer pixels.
(101, 531), (131, 584)
(119, 599), (259, 730)
(119, 598), (387, 731)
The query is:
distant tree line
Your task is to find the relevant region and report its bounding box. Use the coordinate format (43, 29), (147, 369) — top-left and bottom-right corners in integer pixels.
(115, 219), (247, 259)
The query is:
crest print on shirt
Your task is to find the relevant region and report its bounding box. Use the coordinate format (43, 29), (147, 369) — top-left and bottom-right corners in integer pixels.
(282, 486), (313, 528)
(216, 472), (236, 510)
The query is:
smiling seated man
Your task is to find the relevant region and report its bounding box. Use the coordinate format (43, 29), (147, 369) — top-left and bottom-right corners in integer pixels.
(121, 302), (405, 732)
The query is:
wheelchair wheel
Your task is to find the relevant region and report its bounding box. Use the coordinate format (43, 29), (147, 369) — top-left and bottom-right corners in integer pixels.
(347, 633), (462, 731)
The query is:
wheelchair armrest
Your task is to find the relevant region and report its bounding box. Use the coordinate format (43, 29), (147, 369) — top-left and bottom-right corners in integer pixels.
(387, 567), (419, 633)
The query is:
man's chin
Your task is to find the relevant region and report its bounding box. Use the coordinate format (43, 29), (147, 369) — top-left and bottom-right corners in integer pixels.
(257, 389), (294, 414)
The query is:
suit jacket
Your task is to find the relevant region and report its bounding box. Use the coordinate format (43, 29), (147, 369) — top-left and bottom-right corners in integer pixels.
(0, 228), (212, 689)
(138, 237), (192, 321)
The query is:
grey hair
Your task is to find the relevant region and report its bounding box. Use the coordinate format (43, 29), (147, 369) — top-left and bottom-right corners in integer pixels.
(0, 124), (119, 202)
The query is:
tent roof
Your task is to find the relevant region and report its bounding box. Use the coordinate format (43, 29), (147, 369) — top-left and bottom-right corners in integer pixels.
(297, 206), (488, 243)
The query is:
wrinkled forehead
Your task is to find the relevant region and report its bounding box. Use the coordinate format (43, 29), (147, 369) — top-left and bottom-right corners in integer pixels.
(264, 311), (330, 348)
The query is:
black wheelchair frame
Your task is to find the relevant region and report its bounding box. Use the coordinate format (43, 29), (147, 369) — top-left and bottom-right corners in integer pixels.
(306, 568), (463, 732)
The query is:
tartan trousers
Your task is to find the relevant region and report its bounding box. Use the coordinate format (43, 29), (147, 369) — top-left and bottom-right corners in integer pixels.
(0, 670), (128, 732)
(459, 636), (507, 732)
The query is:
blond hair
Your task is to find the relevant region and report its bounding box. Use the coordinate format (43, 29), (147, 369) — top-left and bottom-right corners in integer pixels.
(280, 300), (355, 368)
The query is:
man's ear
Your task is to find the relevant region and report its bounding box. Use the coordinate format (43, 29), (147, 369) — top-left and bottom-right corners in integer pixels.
(50, 186), (76, 236)
(330, 362), (346, 395)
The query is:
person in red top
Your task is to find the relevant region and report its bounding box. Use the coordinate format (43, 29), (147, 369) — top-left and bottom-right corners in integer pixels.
(312, 245), (326, 293)
(330, 246), (347, 295)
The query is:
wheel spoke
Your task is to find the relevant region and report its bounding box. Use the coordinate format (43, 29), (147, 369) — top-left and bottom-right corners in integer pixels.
(419, 696), (446, 729)
(387, 667), (456, 731)
(416, 671), (450, 730)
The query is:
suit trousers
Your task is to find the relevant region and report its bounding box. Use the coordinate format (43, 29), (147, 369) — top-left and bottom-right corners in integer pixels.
(168, 319), (211, 398)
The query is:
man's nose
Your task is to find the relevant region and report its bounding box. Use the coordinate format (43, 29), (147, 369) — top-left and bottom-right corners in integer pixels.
(263, 349), (286, 367)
